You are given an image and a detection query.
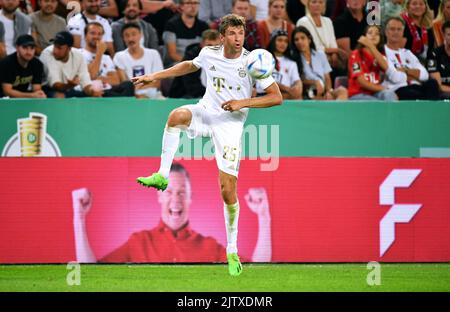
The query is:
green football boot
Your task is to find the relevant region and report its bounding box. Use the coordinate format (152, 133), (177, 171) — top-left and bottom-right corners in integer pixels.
(227, 253), (243, 277)
(136, 173), (168, 191)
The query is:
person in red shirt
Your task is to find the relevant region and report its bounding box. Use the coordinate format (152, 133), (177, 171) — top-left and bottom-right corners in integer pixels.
(348, 25), (398, 101)
(72, 163), (272, 263)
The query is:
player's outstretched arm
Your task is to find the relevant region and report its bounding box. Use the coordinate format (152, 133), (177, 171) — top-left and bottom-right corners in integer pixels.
(72, 188), (97, 263)
(131, 61), (199, 89)
(222, 82), (282, 112)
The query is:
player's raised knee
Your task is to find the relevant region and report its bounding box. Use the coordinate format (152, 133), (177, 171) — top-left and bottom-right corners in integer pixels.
(167, 108), (192, 127)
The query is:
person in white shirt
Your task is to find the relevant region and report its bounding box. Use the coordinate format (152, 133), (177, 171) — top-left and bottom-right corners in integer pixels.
(81, 22), (134, 97)
(296, 0), (345, 69)
(383, 16), (439, 100)
(39, 31), (101, 97)
(258, 29), (302, 98)
(114, 23), (164, 98)
(67, 0), (115, 57)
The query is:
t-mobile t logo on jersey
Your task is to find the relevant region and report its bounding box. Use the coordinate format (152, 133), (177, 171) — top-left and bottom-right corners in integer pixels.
(379, 169), (423, 257)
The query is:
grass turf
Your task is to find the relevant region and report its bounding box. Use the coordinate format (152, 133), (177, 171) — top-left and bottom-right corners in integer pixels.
(0, 264), (449, 292)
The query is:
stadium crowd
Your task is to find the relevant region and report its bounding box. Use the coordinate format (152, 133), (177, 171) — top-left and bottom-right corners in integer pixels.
(0, 0), (449, 101)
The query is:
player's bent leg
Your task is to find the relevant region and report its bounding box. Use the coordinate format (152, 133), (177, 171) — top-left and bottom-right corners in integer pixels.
(219, 171), (243, 276)
(136, 108), (193, 191)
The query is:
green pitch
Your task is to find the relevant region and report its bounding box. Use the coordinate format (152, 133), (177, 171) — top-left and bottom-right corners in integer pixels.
(1, 264), (450, 292)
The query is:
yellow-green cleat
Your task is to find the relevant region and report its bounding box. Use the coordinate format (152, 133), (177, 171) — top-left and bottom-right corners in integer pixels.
(227, 253), (243, 276)
(136, 173), (168, 191)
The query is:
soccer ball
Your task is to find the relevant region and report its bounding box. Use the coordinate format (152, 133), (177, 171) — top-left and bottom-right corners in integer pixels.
(246, 49), (276, 79)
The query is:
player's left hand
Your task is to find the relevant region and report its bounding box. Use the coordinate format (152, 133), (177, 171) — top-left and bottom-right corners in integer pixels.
(222, 100), (243, 112)
(245, 187), (270, 218)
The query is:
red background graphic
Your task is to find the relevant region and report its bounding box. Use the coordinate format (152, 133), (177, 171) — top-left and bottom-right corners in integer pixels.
(0, 157), (449, 263)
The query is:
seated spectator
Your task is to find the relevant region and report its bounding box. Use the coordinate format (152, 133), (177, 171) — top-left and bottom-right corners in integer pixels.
(250, 0), (269, 20)
(0, 22), (6, 58)
(40, 31), (102, 97)
(380, 1), (405, 26)
(292, 26), (348, 100)
(67, 0), (115, 56)
(286, 0), (306, 25)
(0, 35), (46, 98)
(429, 0), (450, 50)
(383, 17), (439, 100)
(199, 0), (233, 25)
(112, 0), (159, 52)
(30, 0), (67, 56)
(168, 29), (221, 98)
(427, 21), (450, 99)
(162, 0), (209, 66)
(333, 0), (368, 63)
(142, 0), (180, 45)
(81, 22), (135, 97)
(0, 0), (32, 55)
(258, 29), (302, 99)
(297, 0), (345, 70)
(400, 0), (433, 63)
(99, 0), (119, 18)
(348, 25), (398, 101)
(257, 0), (294, 49)
(211, 0), (261, 51)
(114, 23), (164, 98)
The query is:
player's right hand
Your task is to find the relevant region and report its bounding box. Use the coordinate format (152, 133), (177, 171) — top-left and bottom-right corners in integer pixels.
(72, 188), (92, 217)
(131, 74), (156, 89)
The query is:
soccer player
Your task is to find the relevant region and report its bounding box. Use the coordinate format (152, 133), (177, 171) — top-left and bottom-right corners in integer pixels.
(132, 14), (282, 276)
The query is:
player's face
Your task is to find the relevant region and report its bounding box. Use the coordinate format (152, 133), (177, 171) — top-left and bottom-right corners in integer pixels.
(17, 45), (36, 62)
(232, 1), (250, 20)
(294, 32), (311, 53)
(407, 0), (426, 18)
(308, 0), (325, 16)
(123, 28), (141, 48)
(221, 26), (245, 53)
(85, 25), (104, 50)
(275, 35), (289, 54)
(159, 172), (191, 231)
(269, 0), (286, 19)
(366, 26), (380, 46)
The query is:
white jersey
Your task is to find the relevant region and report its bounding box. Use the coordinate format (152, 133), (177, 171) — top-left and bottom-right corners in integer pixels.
(192, 45), (275, 120)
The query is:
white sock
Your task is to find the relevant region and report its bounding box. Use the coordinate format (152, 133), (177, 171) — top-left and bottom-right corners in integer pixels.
(224, 201), (240, 254)
(158, 126), (181, 179)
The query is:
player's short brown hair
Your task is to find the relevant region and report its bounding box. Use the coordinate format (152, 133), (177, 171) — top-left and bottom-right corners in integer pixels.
(218, 14), (246, 35)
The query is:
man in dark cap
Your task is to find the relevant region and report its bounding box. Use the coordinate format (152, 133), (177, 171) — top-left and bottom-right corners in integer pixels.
(39, 31), (102, 97)
(0, 34), (46, 98)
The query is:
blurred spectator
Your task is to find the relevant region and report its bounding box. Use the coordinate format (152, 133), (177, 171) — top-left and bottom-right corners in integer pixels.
(81, 22), (134, 96)
(348, 25), (398, 101)
(211, 0), (261, 51)
(292, 26), (348, 100)
(427, 20), (450, 99)
(0, 0), (32, 55)
(114, 23), (164, 98)
(257, 0), (294, 49)
(429, 0), (450, 50)
(30, 0), (66, 55)
(0, 22), (6, 58)
(286, 0), (306, 25)
(333, 0), (368, 60)
(250, 0), (268, 20)
(67, 0), (115, 56)
(168, 29), (220, 98)
(380, 0), (405, 26)
(162, 0), (208, 66)
(199, 0), (232, 25)
(400, 0), (433, 62)
(40, 31), (101, 97)
(259, 29), (302, 99)
(428, 0), (440, 17)
(142, 1), (179, 45)
(112, 0), (159, 52)
(330, 0), (346, 20)
(0, 34), (46, 98)
(297, 0), (345, 70)
(99, 0), (119, 18)
(383, 16), (439, 100)
(18, 0), (38, 14)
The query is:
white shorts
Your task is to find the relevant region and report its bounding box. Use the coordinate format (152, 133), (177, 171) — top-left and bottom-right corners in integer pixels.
(181, 104), (245, 177)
